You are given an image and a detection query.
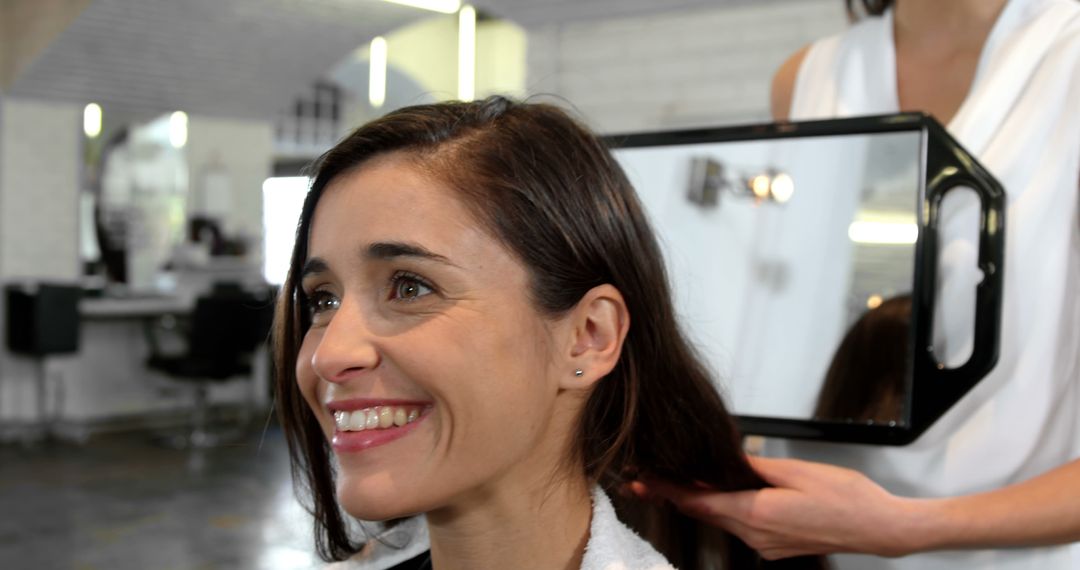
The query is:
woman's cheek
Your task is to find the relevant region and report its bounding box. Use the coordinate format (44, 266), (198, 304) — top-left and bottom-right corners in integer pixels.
(295, 333), (326, 417)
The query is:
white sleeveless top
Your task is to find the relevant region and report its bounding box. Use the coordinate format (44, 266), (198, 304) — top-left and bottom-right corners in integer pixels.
(785, 0), (1080, 568)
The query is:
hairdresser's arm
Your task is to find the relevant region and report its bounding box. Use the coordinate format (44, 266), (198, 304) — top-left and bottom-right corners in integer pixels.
(770, 45), (810, 121)
(631, 456), (1080, 560)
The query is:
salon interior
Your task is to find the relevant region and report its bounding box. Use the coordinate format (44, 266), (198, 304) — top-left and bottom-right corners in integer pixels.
(0, 0), (1002, 568)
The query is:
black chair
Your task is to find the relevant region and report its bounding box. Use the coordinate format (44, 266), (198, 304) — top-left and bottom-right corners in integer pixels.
(5, 282), (82, 442)
(146, 287), (274, 447)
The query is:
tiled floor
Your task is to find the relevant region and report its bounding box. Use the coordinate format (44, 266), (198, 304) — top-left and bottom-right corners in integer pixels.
(0, 423), (319, 570)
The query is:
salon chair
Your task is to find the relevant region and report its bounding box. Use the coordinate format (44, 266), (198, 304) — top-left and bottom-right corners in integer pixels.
(146, 285), (274, 447)
(5, 282), (82, 442)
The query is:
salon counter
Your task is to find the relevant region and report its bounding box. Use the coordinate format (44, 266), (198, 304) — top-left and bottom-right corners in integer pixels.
(1, 294), (270, 440)
(80, 295), (193, 319)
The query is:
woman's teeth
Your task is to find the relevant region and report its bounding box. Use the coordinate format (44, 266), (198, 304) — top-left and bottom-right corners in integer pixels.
(334, 406), (422, 432)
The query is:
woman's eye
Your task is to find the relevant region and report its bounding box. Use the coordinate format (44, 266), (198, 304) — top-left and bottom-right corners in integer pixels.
(390, 274), (434, 302)
(307, 291), (340, 315)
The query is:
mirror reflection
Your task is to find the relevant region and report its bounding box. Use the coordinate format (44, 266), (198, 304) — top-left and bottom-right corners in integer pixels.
(615, 131), (920, 425)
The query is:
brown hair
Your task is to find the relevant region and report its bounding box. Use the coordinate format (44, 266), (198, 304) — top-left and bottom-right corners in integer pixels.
(814, 295), (911, 423)
(274, 96), (826, 569)
(845, 0), (893, 20)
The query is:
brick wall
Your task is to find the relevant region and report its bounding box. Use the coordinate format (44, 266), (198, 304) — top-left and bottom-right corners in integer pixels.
(0, 98), (82, 280)
(525, 0), (847, 133)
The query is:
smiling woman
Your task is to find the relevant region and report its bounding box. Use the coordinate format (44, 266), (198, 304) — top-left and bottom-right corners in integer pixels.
(273, 96), (827, 570)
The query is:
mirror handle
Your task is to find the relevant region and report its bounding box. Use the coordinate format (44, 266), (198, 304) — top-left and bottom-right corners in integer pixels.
(921, 170), (1006, 382)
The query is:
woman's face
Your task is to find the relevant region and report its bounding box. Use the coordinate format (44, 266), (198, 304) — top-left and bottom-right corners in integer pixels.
(296, 154), (574, 520)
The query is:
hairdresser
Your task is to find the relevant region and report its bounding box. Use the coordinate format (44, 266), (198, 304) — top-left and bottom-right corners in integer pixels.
(632, 0), (1080, 568)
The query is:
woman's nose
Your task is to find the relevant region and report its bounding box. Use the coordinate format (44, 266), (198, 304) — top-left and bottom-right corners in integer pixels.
(310, 300), (380, 383)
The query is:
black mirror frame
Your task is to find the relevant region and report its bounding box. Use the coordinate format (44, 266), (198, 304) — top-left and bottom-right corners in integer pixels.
(606, 113), (1005, 445)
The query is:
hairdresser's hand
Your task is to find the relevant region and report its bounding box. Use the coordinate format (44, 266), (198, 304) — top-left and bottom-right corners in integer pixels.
(629, 456), (926, 560)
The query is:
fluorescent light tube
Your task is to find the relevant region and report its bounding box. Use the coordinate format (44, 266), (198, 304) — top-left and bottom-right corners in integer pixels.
(458, 5), (476, 101)
(382, 0), (461, 14)
(369, 36), (387, 108)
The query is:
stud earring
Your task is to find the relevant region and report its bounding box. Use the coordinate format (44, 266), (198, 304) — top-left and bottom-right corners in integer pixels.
(574, 369), (584, 377)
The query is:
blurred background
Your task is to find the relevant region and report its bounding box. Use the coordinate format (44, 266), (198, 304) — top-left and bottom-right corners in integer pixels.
(0, 0), (846, 568)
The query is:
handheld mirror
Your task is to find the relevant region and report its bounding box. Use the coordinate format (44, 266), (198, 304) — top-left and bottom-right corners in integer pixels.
(609, 114), (1005, 445)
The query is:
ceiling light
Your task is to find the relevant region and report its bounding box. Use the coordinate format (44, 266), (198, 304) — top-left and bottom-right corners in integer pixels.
(749, 174), (771, 199)
(169, 111), (188, 148)
(369, 36), (387, 108)
(458, 5), (476, 101)
(382, 0), (461, 14)
(83, 103), (102, 138)
(769, 172), (794, 203)
(848, 220), (918, 244)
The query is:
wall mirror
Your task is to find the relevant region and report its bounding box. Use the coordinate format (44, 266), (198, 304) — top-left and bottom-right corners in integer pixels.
(609, 114), (1005, 445)
(88, 113), (189, 292)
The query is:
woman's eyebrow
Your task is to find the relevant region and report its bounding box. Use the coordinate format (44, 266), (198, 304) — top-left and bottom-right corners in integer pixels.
(301, 258), (329, 279)
(365, 241), (458, 267)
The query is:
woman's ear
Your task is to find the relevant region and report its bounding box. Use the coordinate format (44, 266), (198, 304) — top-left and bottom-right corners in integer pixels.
(560, 284), (630, 390)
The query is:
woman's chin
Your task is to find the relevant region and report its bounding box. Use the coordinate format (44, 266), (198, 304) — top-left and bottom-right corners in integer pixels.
(336, 474), (429, 521)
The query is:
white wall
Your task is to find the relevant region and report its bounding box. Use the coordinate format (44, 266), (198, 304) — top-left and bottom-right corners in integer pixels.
(0, 98), (81, 280)
(525, 0), (847, 132)
(477, 19), (528, 100)
(186, 115), (275, 252)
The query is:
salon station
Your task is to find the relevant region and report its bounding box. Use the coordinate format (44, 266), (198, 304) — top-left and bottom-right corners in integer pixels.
(2, 0), (1069, 568)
